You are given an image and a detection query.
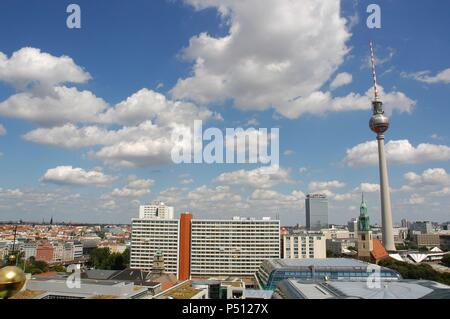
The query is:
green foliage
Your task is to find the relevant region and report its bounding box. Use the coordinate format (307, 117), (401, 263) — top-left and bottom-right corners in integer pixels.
(442, 254), (450, 267)
(379, 258), (450, 285)
(88, 247), (130, 270)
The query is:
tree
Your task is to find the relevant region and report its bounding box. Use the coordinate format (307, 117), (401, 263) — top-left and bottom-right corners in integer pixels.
(87, 247), (129, 270)
(442, 254), (450, 268)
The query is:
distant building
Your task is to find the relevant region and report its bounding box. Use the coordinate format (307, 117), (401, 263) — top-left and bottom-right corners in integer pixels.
(305, 194), (328, 231)
(440, 234), (450, 251)
(35, 241), (54, 263)
(326, 238), (357, 255)
(410, 221), (433, 234)
(23, 243), (37, 261)
(139, 201), (174, 219)
(282, 231), (326, 259)
(347, 218), (358, 233)
(414, 234), (440, 248)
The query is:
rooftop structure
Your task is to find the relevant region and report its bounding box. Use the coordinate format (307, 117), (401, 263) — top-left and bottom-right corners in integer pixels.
(256, 258), (401, 290)
(273, 278), (450, 299)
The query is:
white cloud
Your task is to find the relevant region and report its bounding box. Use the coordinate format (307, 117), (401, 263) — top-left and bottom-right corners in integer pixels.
(277, 85), (415, 119)
(404, 168), (450, 186)
(430, 187), (450, 197)
(345, 140), (450, 166)
(0, 86), (108, 126)
(41, 166), (116, 186)
(330, 72), (352, 90)
(0, 124), (6, 136)
(126, 176), (155, 189)
(309, 180), (345, 192)
(402, 68), (450, 84)
(98, 88), (218, 126)
(408, 194), (425, 205)
(111, 188), (150, 198)
(215, 166), (292, 189)
(0, 47), (91, 90)
(180, 179), (194, 185)
(172, 0), (351, 116)
(283, 150), (294, 156)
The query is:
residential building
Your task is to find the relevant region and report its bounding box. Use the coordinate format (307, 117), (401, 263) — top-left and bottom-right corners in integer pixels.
(139, 201), (174, 220)
(282, 231), (326, 259)
(305, 194), (328, 231)
(190, 217), (280, 277)
(23, 243), (37, 261)
(326, 238), (357, 255)
(35, 241), (54, 263)
(130, 218), (180, 276)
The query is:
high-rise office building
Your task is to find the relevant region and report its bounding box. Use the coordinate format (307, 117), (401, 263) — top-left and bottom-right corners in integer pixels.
(305, 194), (328, 231)
(410, 221), (432, 234)
(139, 201), (174, 219)
(130, 218), (180, 276)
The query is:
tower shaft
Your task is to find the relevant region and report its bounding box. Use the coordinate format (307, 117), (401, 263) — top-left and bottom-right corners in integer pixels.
(377, 134), (396, 251)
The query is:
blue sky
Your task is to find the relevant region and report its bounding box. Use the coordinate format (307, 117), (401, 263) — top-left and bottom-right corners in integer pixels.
(0, 0), (449, 225)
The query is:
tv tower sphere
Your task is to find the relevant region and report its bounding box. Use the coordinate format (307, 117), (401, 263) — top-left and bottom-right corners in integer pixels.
(369, 102), (390, 134)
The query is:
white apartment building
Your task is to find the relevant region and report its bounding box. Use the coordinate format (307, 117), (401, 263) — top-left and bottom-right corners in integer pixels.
(282, 232), (326, 259)
(73, 241), (83, 259)
(52, 242), (65, 263)
(130, 218), (180, 276)
(190, 217), (280, 277)
(139, 201), (174, 219)
(23, 243), (37, 260)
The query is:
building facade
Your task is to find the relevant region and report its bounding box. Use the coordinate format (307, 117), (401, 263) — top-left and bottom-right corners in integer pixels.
(130, 218), (180, 276)
(139, 201), (174, 219)
(305, 194), (328, 231)
(282, 232), (326, 259)
(190, 217), (280, 277)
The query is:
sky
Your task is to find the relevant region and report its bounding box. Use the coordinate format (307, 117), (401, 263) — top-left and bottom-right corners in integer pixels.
(0, 0), (449, 225)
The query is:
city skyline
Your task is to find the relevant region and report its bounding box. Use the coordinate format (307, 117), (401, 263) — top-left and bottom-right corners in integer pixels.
(1, 1), (450, 225)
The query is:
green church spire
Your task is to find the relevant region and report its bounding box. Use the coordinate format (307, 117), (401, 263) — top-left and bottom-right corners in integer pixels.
(358, 193), (370, 231)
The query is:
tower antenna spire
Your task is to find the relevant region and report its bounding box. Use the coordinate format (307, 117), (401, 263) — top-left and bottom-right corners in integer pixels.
(369, 41), (379, 101)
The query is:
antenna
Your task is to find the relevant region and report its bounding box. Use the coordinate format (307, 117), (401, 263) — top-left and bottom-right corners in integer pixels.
(369, 41), (379, 101)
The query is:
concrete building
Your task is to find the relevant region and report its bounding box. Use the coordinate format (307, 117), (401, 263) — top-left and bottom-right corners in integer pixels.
(326, 238), (357, 255)
(321, 228), (351, 240)
(411, 221), (433, 234)
(130, 218), (180, 276)
(305, 194), (328, 231)
(190, 217), (280, 277)
(35, 241), (54, 263)
(73, 241), (83, 259)
(348, 218), (358, 233)
(282, 232), (326, 259)
(414, 234), (441, 248)
(23, 243), (37, 261)
(139, 201), (174, 220)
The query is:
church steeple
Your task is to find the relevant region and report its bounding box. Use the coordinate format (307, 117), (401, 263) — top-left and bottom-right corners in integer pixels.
(358, 193), (370, 231)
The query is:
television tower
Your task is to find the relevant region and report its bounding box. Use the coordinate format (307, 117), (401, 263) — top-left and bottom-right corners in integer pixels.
(368, 42), (396, 251)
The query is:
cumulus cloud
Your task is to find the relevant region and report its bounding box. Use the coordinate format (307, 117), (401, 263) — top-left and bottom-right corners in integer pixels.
(215, 166), (292, 189)
(98, 88), (219, 126)
(172, 1), (415, 119)
(0, 47), (91, 90)
(345, 140), (450, 166)
(404, 168), (450, 186)
(172, 0), (351, 115)
(330, 72), (353, 90)
(0, 86), (108, 126)
(402, 68), (450, 84)
(41, 166), (116, 186)
(109, 176), (155, 198)
(309, 180), (345, 192)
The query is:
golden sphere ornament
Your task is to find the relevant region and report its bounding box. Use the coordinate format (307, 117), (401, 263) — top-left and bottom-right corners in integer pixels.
(7, 254), (17, 264)
(0, 266), (27, 299)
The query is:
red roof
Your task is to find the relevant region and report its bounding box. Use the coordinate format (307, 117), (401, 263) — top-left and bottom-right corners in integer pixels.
(371, 239), (389, 261)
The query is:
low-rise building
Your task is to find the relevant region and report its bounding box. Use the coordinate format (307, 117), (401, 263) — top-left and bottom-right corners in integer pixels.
(414, 234), (440, 248)
(282, 231), (326, 259)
